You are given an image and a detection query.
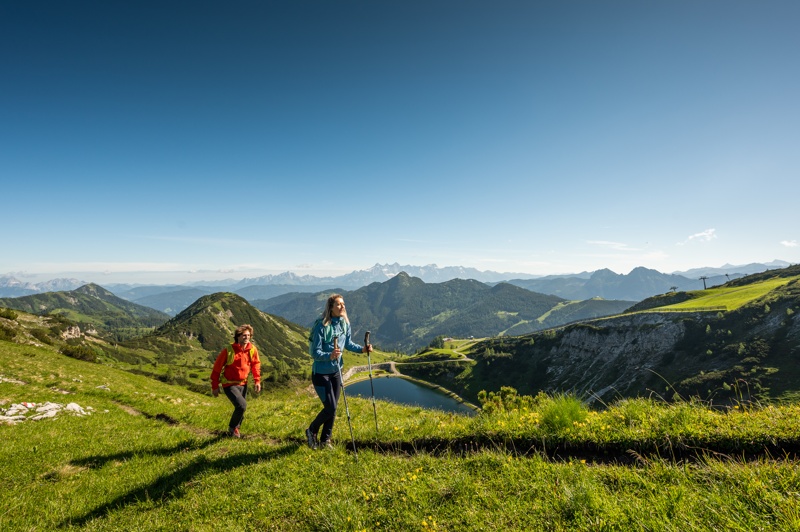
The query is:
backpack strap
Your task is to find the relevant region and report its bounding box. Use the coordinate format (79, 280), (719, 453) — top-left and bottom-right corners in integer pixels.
(308, 319), (349, 355)
(224, 343), (255, 366)
(220, 343), (255, 386)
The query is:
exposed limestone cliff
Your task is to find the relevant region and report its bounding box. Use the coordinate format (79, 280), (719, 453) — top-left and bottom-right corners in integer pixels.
(455, 280), (800, 405)
(544, 313), (694, 401)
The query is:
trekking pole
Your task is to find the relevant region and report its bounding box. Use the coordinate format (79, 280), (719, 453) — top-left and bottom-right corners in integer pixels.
(334, 337), (357, 461)
(365, 331), (379, 436)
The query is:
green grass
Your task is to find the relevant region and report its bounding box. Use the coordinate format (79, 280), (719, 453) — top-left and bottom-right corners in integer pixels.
(653, 277), (798, 312)
(536, 301), (571, 323)
(404, 349), (463, 363)
(2, 340), (800, 531)
(344, 347), (396, 367)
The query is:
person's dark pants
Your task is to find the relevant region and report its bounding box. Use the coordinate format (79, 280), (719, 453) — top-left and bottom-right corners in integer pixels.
(309, 372), (341, 443)
(223, 384), (248, 433)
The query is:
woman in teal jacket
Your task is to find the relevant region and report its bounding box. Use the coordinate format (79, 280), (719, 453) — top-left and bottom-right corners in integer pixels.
(305, 294), (371, 449)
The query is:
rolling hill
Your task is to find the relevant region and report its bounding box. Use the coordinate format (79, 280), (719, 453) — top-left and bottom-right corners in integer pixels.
(0, 283), (170, 340)
(404, 265), (800, 405)
(0, 291), (317, 392)
(254, 272), (634, 352)
(125, 292), (311, 381)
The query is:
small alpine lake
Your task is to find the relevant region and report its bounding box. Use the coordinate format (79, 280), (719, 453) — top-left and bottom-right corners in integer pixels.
(346, 376), (476, 416)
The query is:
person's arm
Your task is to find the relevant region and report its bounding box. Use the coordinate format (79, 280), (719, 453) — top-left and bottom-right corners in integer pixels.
(252, 347), (262, 393)
(210, 349), (227, 396)
(344, 326), (362, 354)
(310, 323), (330, 362)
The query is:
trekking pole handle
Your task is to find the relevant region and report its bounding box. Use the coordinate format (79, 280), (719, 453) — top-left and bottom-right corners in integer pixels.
(334, 337), (338, 350)
(365, 331), (370, 346)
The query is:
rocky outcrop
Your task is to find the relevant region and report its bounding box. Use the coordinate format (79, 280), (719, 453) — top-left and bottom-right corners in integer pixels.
(542, 313), (698, 401)
(0, 401), (95, 425)
(469, 293), (800, 404)
(61, 325), (82, 340)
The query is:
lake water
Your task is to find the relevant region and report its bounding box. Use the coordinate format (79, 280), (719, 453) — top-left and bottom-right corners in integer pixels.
(347, 376), (475, 416)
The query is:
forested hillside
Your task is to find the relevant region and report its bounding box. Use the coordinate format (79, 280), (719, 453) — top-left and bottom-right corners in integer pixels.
(255, 272), (633, 352)
(404, 267), (800, 405)
(125, 292), (310, 380)
(0, 283), (169, 340)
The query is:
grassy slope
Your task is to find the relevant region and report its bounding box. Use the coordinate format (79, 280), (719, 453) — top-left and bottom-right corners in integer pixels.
(2, 340), (800, 531)
(0, 284), (169, 339)
(411, 275), (800, 405)
(657, 277), (797, 312)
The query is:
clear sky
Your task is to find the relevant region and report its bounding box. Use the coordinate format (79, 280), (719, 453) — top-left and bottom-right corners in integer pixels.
(2, 1), (798, 285)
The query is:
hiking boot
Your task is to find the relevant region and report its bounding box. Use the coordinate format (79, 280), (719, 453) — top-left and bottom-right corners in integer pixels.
(305, 428), (318, 449)
(230, 427), (241, 439)
(319, 440), (334, 450)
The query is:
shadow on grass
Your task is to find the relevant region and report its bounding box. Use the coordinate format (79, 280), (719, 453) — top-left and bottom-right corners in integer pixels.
(343, 435), (800, 464)
(60, 441), (298, 528)
(69, 435), (228, 470)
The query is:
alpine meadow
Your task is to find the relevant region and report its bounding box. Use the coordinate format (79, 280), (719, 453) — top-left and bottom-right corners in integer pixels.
(2, 264), (800, 530)
(5, 0), (800, 529)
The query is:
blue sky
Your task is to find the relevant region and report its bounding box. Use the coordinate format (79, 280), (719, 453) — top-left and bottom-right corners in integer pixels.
(2, 1), (798, 284)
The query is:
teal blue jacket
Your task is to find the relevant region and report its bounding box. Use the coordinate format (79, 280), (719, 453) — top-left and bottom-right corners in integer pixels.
(310, 317), (362, 375)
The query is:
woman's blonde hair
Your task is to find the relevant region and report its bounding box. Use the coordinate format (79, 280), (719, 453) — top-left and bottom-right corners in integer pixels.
(321, 294), (349, 327)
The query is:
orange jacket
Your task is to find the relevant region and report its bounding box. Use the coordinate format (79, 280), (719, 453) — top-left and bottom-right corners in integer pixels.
(210, 342), (261, 390)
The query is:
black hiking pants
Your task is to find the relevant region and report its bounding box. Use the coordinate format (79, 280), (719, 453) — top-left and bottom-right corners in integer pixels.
(309, 372), (341, 443)
(223, 384), (248, 433)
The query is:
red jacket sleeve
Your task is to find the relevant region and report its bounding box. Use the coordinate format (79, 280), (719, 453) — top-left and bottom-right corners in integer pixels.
(210, 348), (228, 390)
(251, 347), (261, 385)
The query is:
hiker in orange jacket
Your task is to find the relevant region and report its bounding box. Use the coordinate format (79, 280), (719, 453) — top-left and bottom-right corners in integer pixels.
(210, 324), (261, 438)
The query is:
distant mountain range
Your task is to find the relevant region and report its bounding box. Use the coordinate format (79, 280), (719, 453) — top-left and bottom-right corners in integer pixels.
(0, 288), (310, 391)
(253, 272), (635, 352)
(3, 264), (798, 405)
(0, 272), (634, 354)
(1, 261), (793, 315)
(0, 283), (170, 340)
(418, 264), (800, 405)
(0, 276), (89, 297)
(503, 266), (732, 301)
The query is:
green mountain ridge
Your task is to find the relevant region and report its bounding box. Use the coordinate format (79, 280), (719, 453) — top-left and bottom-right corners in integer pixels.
(3, 266), (799, 411)
(124, 292), (311, 382)
(254, 272), (635, 352)
(0, 290), (314, 392)
(0, 283), (170, 340)
(405, 266), (800, 406)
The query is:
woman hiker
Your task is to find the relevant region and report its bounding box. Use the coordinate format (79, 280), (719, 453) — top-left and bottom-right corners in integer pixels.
(210, 324), (261, 438)
(305, 294), (372, 449)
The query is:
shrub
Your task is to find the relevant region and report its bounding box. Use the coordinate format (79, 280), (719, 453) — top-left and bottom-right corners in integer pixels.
(539, 394), (588, 432)
(60, 344), (99, 363)
(429, 335), (445, 349)
(478, 386), (534, 414)
(0, 322), (16, 341)
(30, 328), (54, 345)
(0, 308), (18, 320)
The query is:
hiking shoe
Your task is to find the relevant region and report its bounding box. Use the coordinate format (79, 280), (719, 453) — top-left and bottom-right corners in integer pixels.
(305, 428), (318, 449)
(230, 427), (241, 439)
(319, 440), (334, 450)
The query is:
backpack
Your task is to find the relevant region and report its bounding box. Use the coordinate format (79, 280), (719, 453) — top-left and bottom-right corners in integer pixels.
(224, 343), (257, 366)
(308, 318), (349, 356)
(219, 343), (257, 385)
